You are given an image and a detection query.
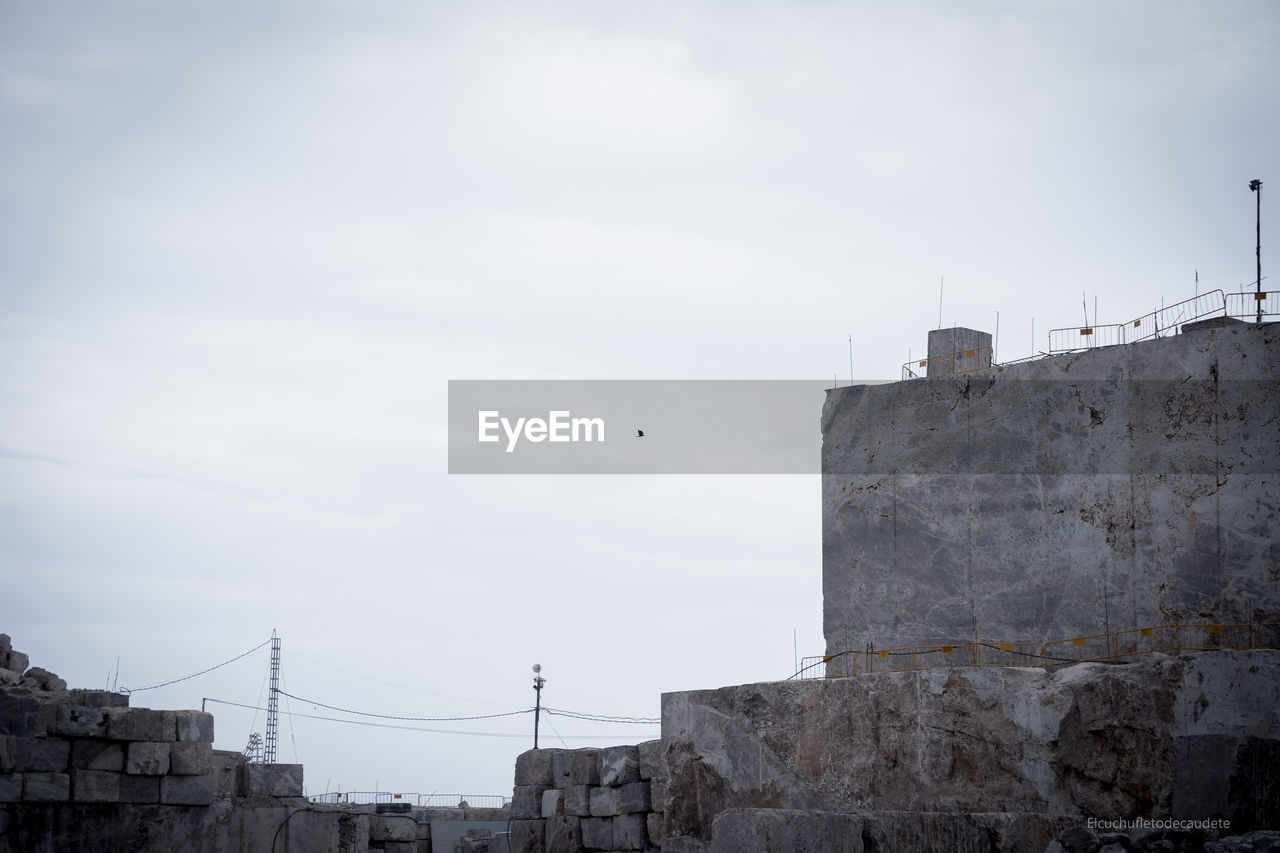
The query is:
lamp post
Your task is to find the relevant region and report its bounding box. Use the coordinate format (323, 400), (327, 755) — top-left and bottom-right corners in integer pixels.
(532, 664), (546, 749)
(1250, 179), (1263, 322)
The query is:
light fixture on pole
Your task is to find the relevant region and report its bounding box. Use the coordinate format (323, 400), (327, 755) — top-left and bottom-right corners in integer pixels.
(1250, 179), (1263, 323)
(532, 664), (546, 749)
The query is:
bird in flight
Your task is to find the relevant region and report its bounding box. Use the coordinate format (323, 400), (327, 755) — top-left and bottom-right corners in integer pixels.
(636, 429), (645, 437)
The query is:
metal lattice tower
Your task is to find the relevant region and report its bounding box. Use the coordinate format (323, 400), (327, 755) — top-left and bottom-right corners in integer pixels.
(264, 631), (280, 765)
(242, 731), (262, 764)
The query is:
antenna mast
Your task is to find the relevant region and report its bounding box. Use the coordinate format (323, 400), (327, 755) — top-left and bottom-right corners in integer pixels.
(264, 630), (280, 764)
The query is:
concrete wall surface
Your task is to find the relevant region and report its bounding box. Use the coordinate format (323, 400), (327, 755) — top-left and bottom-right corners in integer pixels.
(660, 651), (1280, 846)
(822, 324), (1279, 653)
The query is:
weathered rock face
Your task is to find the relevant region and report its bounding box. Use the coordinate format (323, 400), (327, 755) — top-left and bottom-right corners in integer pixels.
(821, 324), (1279, 654)
(660, 651), (1280, 844)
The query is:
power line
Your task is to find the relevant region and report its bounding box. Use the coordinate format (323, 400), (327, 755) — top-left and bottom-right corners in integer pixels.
(202, 698), (633, 740)
(121, 637), (272, 693)
(543, 707), (660, 725)
(277, 690), (535, 722)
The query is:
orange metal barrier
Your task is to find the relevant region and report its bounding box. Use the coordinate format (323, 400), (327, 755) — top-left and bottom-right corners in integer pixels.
(799, 621), (1278, 680)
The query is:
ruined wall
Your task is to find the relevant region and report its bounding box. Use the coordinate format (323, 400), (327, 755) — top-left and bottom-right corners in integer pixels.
(660, 650), (1280, 848)
(822, 323), (1279, 654)
(0, 632), (374, 853)
(508, 743), (667, 852)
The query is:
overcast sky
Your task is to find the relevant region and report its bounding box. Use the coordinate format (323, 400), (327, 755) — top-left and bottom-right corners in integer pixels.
(2, 1), (1277, 797)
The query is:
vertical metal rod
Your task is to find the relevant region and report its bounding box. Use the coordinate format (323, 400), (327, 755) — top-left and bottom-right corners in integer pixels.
(532, 669), (545, 749)
(265, 631), (280, 765)
(1254, 179), (1263, 322)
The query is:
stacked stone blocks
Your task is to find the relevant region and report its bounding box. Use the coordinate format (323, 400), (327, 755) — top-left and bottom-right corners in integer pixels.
(1, 688), (217, 808)
(510, 741), (667, 852)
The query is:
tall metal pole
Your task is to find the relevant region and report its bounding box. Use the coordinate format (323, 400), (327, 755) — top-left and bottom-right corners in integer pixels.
(265, 631), (280, 765)
(532, 665), (546, 749)
(1251, 179), (1263, 322)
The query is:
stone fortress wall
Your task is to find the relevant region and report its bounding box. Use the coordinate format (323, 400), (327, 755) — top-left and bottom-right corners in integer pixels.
(653, 321), (1280, 852)
(822, 322), (1278, 654)
(1, 632), (506, 853)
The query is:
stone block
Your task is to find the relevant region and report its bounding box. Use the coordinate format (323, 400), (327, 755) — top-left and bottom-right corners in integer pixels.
(211, 750), (243, 797)
(589, 786), (621, 817)
(515, 749), (554, 786)
(0, 774), (20, 803)
(71, 769), (121, 803)
(0, 669), (16, 687)
(5, 736), (70, 772)
(619, 781), (651, 814)
(161, 773), (214, 805)
(581, 816), (613, 851)
(647, 811), (667, 844)
(175, 709), (215, 742)
(613, 813), (647, 851)
(51, 705), (107, 737)
(598, 745), (640, 787)
(563, 784), (592, 816)
(106, 708), (176, 742)
(542, 787), (564, 817)
(4, 651), (28, 676)
(545, 816), (581, 853)
(125, 741), (170, 775)
(20, 667), (66, 691)
(23, 772), (70, 802)
(118, 773), (160, 804)
(650, 776), (667, 809)
(706, 809), (862, 853)
(67, 689), (129, 708)
(638, 740), (664, 781)
(511, 784), (545, 819)
(170, 741), (213, 775)
(380, 843), (416, 853)
(509, 819), (545, 853)
(0, 689), (56, 737)
(552, 749), (599, 788)
(241, 762), (304, 797)
(369, 814), (417, 842)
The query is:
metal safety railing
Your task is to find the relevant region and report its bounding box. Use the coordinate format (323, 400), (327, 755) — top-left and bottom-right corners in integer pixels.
(1225, 289), (1280, 322)
(1048, 289), (1273, 353)
(307, 792), (510, 808)
(902, 345), (994, 380)
(900, 290), (1273, 380)
(799, 622), (1279, 680)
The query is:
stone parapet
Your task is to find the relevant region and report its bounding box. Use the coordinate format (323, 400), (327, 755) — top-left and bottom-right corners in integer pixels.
(509, 741), (666, 852)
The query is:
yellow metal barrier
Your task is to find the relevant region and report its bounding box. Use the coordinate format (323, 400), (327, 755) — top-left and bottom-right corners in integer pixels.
(975, 641), (1044, 668)
(799, 621), (1279, 680)
(1176, 623), (1255, 652)
(1042, 633), (1114, 667)
(1114, 624), (1179, 657)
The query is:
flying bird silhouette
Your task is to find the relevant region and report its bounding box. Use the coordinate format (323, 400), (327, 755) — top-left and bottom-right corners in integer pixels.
(636, 429), (645, 437)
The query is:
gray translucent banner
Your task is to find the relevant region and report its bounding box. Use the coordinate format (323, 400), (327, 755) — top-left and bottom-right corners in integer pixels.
(448, 380), (862, 474)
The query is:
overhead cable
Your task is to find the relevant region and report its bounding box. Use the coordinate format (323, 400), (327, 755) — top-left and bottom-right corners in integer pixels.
(202, 698), (632, 740)
(277, 690), (534, 722)
(543, 707), (660, 725)
(121, 637), (272, 694)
